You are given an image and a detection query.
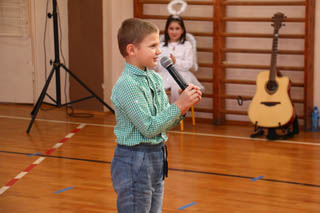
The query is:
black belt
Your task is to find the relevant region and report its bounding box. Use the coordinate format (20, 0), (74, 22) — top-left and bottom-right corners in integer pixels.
(117, 142), (168, 180)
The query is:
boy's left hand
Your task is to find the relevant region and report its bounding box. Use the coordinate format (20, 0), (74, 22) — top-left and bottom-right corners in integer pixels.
(175, 84), (202, 115)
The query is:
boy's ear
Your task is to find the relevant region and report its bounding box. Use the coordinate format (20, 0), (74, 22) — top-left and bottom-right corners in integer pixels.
(126, 44), (136, 56)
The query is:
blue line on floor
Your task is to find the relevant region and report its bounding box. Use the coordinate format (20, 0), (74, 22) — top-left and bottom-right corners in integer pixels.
(54, 187), (74, 194)
(178, 202), (197, 210)
(251, 176), (264, 182)
(27, 152), (42, 156)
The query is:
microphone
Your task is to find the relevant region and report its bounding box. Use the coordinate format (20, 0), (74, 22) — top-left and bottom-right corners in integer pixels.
(160, 56), (188, 90)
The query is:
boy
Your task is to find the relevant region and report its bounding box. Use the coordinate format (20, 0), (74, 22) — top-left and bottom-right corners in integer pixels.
(111, 18), (202, 213)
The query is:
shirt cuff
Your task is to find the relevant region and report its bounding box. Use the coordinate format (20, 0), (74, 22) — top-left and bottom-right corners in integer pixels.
(172, 103), (186, 120)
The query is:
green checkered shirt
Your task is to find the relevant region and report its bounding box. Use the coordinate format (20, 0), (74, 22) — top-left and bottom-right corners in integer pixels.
(111, 63), (184, 146)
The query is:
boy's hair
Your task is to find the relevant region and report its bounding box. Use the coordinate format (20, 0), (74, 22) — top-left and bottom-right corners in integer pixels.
(118, 18), (159, 57)
(164, 15), (186, 47)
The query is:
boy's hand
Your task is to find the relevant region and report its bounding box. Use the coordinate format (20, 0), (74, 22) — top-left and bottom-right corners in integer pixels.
(174, 84), (202, 115)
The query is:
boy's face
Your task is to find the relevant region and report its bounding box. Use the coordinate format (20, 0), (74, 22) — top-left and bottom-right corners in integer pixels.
(130, 32), (161, 70)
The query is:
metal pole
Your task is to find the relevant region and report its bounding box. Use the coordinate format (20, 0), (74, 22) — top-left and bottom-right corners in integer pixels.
(52, 0), (61, 106)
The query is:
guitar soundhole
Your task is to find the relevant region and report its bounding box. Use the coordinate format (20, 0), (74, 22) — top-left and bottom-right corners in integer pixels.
(266, 80), (278, 94)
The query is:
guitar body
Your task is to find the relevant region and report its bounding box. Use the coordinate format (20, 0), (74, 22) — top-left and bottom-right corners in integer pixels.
(248, 71), (294, 127)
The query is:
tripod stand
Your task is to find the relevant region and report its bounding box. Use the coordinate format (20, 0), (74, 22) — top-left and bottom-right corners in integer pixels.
(26, 0), (114, 133)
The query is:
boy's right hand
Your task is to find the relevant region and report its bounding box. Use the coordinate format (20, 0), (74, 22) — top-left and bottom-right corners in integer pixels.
(174, 84), (202, 115)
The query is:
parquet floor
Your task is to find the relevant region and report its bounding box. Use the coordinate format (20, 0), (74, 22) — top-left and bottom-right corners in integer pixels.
(0, 103), (320, 212)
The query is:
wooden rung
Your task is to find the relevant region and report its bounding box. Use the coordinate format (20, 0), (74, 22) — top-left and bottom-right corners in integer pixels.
(223, 1), (306, 6)
(222, 33), (305, 39)
(141, 15), (213, 22)
(223, 95), (252, 101)
(198, 47), (213, 52)
(139, 0), (213, 5)
(223, 17), (305, 22)
(223, 48), (304, 55)
(222, 64), (304, 71)
(224, 79), (258, 84)
(222, 95), (304, 104)
(223, 110), (305, 120)
(190, 32), (213, 37)
(195, 93), (304, 102)
(139, 0), (305, 6)
(202, 93), (214, 98)
(160, 31), (213, 37)
(223, 110), (248, 115)
(223, 79), (305, 87)
(198, 63), (213, 68)
(193, 107), (213, 113)
(291, 99), (305, 104)
(197, 78), (212, 83)
(292, 82), (305, 87)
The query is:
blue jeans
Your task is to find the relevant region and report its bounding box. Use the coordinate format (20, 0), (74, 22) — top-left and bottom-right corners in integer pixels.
(111, 143), (166, 213)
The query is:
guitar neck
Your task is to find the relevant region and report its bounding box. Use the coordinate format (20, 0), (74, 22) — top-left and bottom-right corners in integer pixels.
(269, 28), (279, 81)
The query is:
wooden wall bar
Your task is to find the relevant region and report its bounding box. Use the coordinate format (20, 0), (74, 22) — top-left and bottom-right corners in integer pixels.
(213, 0), (225, 124)
(134, 0), (315, 129)
(304, 0), (315, 130)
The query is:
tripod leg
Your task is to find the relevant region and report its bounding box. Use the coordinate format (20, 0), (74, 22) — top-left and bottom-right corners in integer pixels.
(60, 64), (114, 113)
(31, 67), (56, 115)
(27, 68), (56, 133)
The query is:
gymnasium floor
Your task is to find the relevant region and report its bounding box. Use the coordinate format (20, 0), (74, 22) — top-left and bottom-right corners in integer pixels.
(0, 103), (320, 212)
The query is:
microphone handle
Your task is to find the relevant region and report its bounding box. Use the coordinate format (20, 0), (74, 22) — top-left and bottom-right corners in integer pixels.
(167, 65), (188, 90)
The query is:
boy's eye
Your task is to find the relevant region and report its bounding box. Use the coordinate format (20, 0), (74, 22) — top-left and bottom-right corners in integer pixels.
(150, 44), (157, 48)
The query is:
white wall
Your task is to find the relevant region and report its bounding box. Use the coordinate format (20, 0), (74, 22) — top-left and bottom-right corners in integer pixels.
(103, 0), (133, 108)
(0, 0), (33, 103)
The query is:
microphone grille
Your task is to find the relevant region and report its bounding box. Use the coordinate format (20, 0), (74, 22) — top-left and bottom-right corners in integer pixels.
(160, 56), (172, 68)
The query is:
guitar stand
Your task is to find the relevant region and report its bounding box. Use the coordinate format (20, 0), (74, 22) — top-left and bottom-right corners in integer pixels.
(250, 124), (265, 138)
(250, 116), (299, 141)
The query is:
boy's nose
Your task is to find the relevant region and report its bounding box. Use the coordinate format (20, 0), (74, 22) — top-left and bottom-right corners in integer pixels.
(156, 48), (162, 55)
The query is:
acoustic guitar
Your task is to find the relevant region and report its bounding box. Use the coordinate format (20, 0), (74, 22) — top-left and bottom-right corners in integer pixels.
(248, 12), (295, 128)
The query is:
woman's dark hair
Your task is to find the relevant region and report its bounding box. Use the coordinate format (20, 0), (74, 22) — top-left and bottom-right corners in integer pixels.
(163, 15), (186, 46)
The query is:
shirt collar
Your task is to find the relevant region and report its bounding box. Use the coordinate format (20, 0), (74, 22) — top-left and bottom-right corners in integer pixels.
(125, 63), (151, 76)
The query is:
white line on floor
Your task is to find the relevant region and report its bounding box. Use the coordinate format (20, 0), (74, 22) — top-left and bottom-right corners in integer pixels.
(0, 114), (319, 146)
